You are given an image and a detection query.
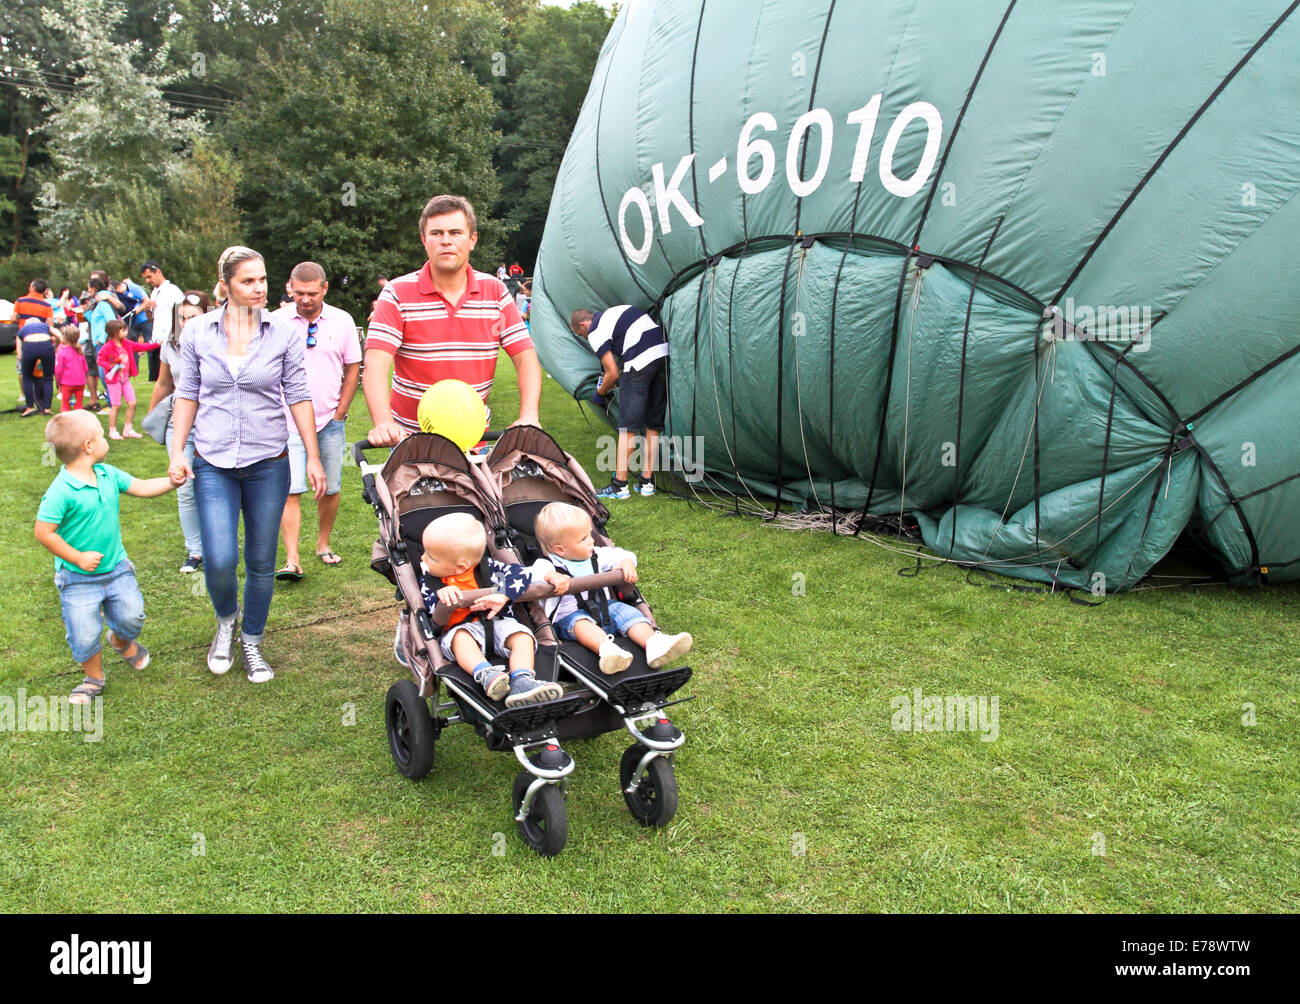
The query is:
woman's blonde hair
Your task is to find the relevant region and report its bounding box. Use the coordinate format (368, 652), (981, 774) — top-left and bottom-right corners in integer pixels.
(217, 245), (264, 284)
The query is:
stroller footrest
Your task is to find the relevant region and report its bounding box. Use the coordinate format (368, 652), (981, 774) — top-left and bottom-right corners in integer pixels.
(557, 643), (693, 709)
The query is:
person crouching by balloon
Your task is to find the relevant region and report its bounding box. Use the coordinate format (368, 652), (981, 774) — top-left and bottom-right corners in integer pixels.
(168, 246), (326, 684)
(569, 305), (668, 500)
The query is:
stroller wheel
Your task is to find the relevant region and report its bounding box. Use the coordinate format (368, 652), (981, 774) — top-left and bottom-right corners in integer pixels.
(619, 745), (678, 828)
(512, 770), (568, 857)
(386, 680), (435, 779)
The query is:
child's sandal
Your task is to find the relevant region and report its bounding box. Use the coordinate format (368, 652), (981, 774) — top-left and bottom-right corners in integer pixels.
(110, 634), (150, 669)
(70, 676), (105, 704)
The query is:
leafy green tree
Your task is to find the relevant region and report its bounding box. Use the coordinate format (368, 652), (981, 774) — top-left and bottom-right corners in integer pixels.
(23, 0), (204, 250)
(0, 0), (78, 252)
(221, 0), (505, 321)
(492, 1), (612, 269)
(73, 137), (243, 291)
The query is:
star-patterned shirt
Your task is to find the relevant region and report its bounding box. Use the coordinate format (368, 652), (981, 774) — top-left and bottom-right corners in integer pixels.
(420, 557), (533, 629)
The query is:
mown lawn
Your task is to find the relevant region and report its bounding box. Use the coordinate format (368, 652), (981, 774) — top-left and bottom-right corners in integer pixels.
(1, 354), (1296, 912)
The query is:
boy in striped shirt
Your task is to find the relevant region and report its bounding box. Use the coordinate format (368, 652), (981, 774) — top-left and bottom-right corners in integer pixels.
(569, 305), (669, 499)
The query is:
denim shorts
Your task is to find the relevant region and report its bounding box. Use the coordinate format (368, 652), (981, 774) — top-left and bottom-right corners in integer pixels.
(440, 615), (535, 663)
(55, 558), (145, 664)
(553, 600), (648, 640)
(289, 417), (345, 495)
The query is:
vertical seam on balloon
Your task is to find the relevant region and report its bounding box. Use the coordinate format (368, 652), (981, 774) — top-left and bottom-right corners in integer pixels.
(688, 0), (709, 258)
(725, 251), (746, 514)
(592, 10), (657, 303)
(948, 215), (1005, 559)
(1090, 350), (1125, 581)
(912, 0), (1018, 248)
(770, 237), (799, 517)
(690, 269), (705, 442)
(793, 0), (838, 237)
(1053, 0), (1300, 305)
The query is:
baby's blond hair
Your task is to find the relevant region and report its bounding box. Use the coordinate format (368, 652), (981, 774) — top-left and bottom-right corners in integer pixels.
(422, 512), (487, 567)
(45, 411), (99, 463)
(535, 502), (591, 552)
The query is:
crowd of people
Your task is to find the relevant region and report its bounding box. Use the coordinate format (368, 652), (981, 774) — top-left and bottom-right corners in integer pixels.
(29, 192), (674, 707)
(7, 266), (185, 420)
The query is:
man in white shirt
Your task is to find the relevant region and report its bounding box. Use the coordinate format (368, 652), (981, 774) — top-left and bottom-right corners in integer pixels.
(140, 261), (184, 381)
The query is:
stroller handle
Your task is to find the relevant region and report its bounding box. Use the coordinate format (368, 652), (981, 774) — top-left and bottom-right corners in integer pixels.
(351, 428), (506, 468)
(430, 570), (628, 628)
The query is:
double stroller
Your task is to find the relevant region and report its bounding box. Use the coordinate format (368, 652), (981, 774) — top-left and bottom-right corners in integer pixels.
(354, 425), (693, 856)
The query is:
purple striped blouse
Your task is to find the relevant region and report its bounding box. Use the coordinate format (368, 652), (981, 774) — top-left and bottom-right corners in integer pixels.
(175, 306), (312, 468)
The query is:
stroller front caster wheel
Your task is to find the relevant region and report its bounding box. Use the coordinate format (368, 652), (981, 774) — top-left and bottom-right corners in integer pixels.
(386, 680), (435, 780)
(512, 770), (568, 857)
(619, 744), (678, 827)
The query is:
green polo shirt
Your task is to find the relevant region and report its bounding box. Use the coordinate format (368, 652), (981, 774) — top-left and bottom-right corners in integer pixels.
(36, 463), (134, 574)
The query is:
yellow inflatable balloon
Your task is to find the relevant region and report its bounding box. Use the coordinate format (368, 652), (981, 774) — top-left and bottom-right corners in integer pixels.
(417, 379), (488, 451)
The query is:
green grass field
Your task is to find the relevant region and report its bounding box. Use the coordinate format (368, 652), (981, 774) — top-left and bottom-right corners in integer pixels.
(1, 354), (1297, 912)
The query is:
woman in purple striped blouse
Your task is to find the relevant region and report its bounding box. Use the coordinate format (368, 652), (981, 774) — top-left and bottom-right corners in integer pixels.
(169, 246), (326, 683)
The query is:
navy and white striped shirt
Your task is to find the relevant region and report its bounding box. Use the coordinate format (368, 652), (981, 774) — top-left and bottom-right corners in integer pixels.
(175, 306), (312, 468)
(586, 305), (668, 373)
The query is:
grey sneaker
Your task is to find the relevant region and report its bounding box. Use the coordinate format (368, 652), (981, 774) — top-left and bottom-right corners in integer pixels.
(504, 673), (564, 708)
(207, 610), (239, 675)
(242, 641), (274, 684)
(474, 664), (510, 702)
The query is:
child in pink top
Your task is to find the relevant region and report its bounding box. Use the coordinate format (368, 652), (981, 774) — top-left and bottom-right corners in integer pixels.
(55, 325), (89, 411)
(96, 319), (159, 439)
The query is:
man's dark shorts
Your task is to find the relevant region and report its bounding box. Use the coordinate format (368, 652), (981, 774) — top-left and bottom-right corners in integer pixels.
(618, 357), (667, 433)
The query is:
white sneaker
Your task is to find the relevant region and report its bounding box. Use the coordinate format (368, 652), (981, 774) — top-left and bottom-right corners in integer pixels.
(598, 634), (634, 675)
(645, 630), (692, 669)
(208, 610), (239, 675)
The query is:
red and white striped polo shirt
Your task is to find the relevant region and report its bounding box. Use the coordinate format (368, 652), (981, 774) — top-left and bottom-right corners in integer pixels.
(367, 263), (532, 432)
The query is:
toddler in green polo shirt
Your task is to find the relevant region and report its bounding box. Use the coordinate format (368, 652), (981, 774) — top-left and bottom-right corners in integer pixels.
(35, 411), (178, 704)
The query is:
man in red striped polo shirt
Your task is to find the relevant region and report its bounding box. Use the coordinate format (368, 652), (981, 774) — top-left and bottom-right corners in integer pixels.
(363, 194), (541, 446)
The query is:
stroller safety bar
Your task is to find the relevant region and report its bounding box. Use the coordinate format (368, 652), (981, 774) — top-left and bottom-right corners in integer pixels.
(430, 570), (629, 627)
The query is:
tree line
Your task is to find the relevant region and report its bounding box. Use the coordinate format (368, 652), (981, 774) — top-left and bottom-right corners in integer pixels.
(0, 0), (613, 321)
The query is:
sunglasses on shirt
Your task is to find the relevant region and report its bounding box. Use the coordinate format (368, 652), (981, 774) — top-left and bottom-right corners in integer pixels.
(306, 320), (318, 349)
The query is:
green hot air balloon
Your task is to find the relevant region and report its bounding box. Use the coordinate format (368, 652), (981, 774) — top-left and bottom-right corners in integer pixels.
(531, 0), (1300, 591)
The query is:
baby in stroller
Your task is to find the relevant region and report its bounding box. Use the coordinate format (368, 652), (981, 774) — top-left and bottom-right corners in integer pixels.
(419, 511), (567, 707)
(530, 502), (693, 674)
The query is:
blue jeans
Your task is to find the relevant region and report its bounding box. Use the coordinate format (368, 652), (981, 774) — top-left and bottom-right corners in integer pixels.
(55, 559), (145, 663)
(193, 452), (290, 642)
(165, 422), (202, 556)
(553, 600), (649, 640)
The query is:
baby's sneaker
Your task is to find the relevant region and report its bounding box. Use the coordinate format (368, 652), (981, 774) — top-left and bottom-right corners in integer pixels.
(598, 634), (634, 675)
(645, 630), (693, 669)
(504, 671), (564, 708)
(474, 664), (511, 702)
